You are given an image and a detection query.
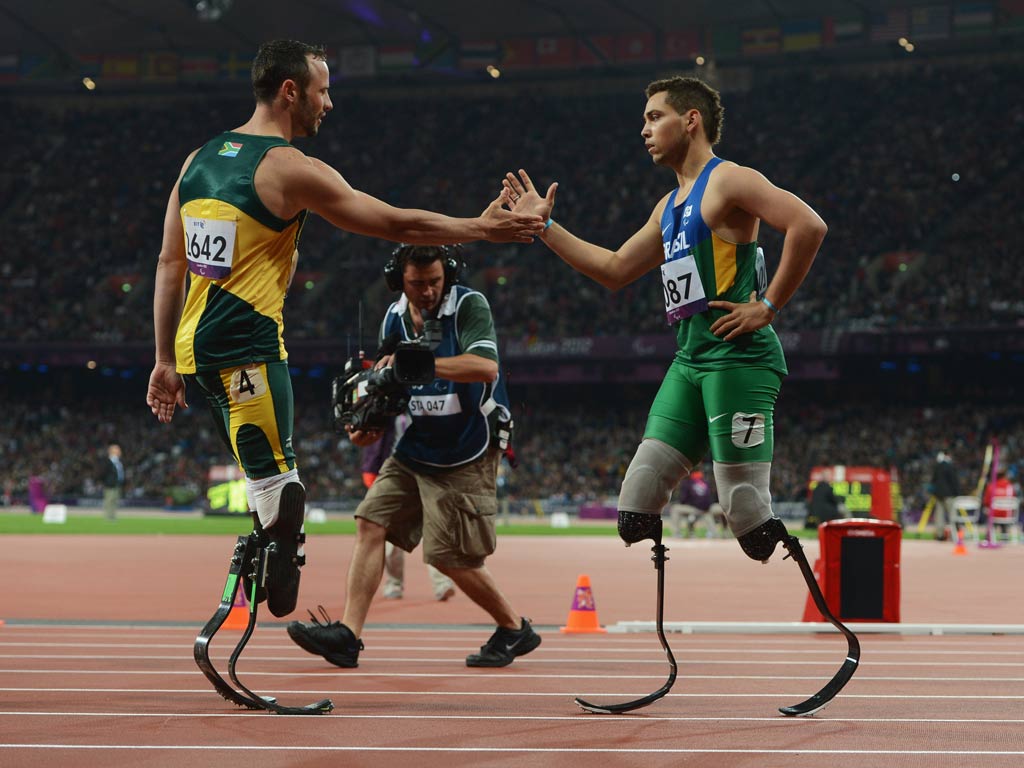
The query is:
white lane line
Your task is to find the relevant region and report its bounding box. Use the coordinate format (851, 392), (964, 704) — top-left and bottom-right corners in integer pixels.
(2, 711), (1023, 724)
(3, 654), (1023, 667)
(1, 687), (1022, 700)
(3, 642), (1021, 656)
(3, 669), (1022, 683)
(2, 744), (1023, 755)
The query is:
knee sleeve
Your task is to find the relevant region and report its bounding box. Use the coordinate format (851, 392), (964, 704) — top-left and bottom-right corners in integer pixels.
(713, 462), (773, 537)
(618, 439), (693, 515)
(248, 469), (303, 532)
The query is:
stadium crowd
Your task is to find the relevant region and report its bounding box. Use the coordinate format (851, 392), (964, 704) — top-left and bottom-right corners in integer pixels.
(3, 376), (1021, 522)
(2, 56), (1022, 520)
(2, 59), (1022, 344)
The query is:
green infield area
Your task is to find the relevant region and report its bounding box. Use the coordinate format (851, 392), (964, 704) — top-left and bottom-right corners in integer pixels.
(0, 511), (926, 539)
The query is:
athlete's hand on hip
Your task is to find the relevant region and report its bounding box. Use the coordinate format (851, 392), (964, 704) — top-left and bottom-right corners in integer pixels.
(146, 362), (188, 423)
(502, 169), (557, 221)
(708, 291), (776, 341)
(479, 189), (545, 243)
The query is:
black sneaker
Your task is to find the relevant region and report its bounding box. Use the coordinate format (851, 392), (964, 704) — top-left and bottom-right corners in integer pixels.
(265, 483), (306, 617)
(287, 606), (363, 668)
(466, 618), (541, 667)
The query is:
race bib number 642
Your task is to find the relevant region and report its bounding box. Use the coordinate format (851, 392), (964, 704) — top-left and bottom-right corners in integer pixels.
(184, 216), (237, 280)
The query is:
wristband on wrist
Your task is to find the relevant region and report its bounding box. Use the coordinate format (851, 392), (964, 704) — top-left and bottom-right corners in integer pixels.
(761, 296), (781, 314)
(544, 217), (554, 230)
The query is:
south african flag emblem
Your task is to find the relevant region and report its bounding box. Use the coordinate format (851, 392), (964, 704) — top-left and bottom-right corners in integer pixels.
(218, 141), (243, 157)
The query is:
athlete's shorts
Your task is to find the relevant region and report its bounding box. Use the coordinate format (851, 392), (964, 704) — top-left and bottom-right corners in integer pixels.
(644, 362), (783, 465)
(193, 360), (297, 480)
(356, 449), (500, 570)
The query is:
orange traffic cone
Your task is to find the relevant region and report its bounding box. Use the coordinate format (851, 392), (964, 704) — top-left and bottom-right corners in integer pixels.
(222, 584), (251, 630)
(952, 528), (968, 556)
(560, 574), (606, 633)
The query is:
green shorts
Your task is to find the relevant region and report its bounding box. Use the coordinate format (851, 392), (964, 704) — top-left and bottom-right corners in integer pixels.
(193, 360), (297, 480)
(644, 362), (783, 465)
(357, 449), (500, 570)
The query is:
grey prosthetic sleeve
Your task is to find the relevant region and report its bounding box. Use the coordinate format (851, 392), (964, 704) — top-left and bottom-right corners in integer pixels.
(618, 439), (693, 514)
(617, 439), (692, 545)
(714, 461), (787, 562)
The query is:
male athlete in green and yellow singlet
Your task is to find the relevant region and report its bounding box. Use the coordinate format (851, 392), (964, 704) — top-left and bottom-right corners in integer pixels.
(502, 75), (826, 560)
(146, 40), (545, 620)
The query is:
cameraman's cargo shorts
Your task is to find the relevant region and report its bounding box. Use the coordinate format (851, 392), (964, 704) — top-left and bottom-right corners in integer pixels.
(356, 448), (500, 569)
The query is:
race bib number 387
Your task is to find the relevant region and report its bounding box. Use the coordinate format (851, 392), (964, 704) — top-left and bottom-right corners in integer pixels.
(661, 254), (708, 324)
(184, 216), (237, 280)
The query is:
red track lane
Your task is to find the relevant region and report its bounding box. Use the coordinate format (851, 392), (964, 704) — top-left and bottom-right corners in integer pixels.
(2, 534), (1023, 767)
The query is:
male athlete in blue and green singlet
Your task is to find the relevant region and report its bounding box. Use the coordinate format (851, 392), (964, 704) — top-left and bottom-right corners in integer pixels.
(503, 75), (826, 561)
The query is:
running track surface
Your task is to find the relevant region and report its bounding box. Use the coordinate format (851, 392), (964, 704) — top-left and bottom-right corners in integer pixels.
(3, 533), (1023, 767)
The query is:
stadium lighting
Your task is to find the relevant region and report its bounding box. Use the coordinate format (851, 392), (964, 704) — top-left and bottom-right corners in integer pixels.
(82, 77), (96, 91)
(905, 43), (915, 52)
(486, 65), (501, 79)
(193, 0), (232, 22)
(695, 55), (706, 66)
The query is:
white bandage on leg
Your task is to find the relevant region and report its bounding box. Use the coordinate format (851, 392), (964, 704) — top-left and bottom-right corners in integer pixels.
(248, 469), (302, 530)
(618, 439), (692, 515)
(713, 461), (773, 537)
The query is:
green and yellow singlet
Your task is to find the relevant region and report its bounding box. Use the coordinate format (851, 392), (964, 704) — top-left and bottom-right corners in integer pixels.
(175, 132), (306, 374)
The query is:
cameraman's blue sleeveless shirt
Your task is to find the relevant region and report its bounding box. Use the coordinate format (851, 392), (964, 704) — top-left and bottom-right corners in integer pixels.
(381, 285), (512, 472)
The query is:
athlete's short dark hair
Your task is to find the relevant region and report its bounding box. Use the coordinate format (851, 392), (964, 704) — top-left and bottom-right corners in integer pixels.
(645, 76), (724, 145)
(252, 40), (327, 104)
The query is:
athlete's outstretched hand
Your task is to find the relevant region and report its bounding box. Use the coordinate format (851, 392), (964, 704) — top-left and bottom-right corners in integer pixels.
(147, 362), (188, 423)
(479, 189), (546, 243)
(502, 169), (558, 222)
(708, 291), (776, 341)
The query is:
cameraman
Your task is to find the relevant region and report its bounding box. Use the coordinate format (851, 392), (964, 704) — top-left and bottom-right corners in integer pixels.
(288, 245), (539, 668)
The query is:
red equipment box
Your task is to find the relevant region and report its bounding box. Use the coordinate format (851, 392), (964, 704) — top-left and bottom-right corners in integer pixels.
(806, 518), (902, 623)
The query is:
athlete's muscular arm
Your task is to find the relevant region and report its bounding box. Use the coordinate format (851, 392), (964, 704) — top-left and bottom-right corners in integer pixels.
(433, 353), (498, 384)
(706, 165), (826, 340)
(503, 169), (665, 290)
(261, 149), (544, 244)
(147, 152), (196, 423)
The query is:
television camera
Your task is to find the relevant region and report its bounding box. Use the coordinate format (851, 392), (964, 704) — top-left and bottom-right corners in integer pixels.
(332, 322), (440, 433)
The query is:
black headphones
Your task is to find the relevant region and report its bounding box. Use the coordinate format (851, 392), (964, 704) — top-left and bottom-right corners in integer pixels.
(383, 244), (464, 293)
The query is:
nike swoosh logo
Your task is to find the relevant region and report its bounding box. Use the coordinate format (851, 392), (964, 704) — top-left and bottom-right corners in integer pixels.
(505, 638), (523, 652)
(709, 413), (729, 423)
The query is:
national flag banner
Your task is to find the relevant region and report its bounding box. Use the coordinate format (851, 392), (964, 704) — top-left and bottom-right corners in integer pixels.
(663, 29), (702, 62)
(0, 53), (18, 83)
(378, 45), (417, 71)
(953, 2), (995, 34)
(102, 55), (140, 80)
(910, 6), (951, 39)
(741, 26), (780, 56)
(20, 55), (62, 80)
(144, 52), (178, 81)
(615, 32), (655, 63)
(870, 9), (909, 41)
(500, 39), (536, 70)
(708, 25), (740, 59)
(337, 45), (375, 78)
(781, 19), (822, 52)
(823, 17), (865, 45)
(999, 0), (1024, 30)
(417, 40), (456, 71)
(576, 35), (614, 67)
(458, 41), (500, 70)
(220, 51), (252, 79)
(181, 54), (219, 79)
(76, 53), (102, 77)
(535, 37), (575, 69)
